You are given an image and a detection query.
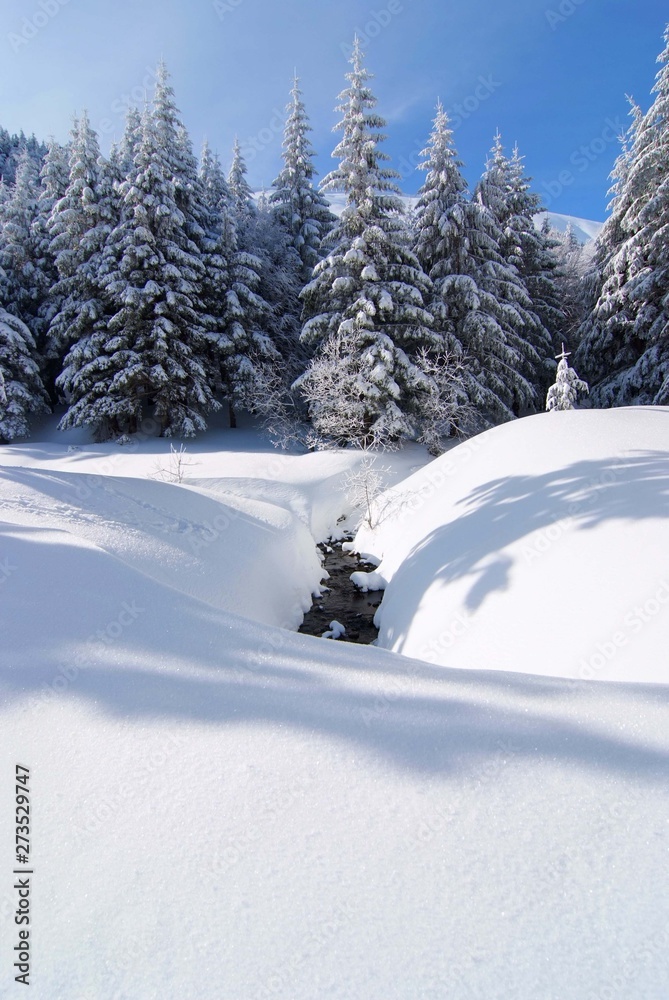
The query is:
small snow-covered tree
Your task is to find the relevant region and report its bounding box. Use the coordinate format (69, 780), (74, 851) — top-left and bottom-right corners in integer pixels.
(413, 347), (474, 453)
(298, 327), (398, 448)
(270, 75), (335, 281)
(343, 455), (398, 529)
(546, 345), (589, 411)
(298, 38), (436, 447)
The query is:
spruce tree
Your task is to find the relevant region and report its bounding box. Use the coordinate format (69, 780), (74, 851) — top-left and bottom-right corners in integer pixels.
(473, 134), (549, 414)
(118, 106), (142, 176)
(242, 201), (303, 374)
(412, 103), (499, 425)
(0, 147), (42, 339)
(548, 220), (587, 347)
(507, 146), (564, 367)
(0, 271), (49, 441)
(576, 26), (669, 405)
(31, 139), (70, 358)
(45, 113), (112, 381)
(299, 38), (436, 447)
(413, 102), (470, 357)
(58, 68), (217, 440)
(228, 138), (256, 219)
(270, 75), (335, 281)
(198, 140), (274, 424)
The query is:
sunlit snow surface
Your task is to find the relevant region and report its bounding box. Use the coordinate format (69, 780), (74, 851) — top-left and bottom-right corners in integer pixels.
(354, 408), (669, 686)
(1, 412), (668, 999)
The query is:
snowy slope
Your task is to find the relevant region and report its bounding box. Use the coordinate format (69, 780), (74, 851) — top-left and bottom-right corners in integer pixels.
(353, 407), (669, 684)
(536, 211), (603, 244)
(1, 421), (668, 998)
(324, 192), (602, 243)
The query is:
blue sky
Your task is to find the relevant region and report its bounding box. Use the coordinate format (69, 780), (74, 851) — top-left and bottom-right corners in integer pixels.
(1, 0), (667, 221)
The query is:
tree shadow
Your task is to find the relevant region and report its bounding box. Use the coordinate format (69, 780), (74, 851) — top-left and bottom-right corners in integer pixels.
(1, 521), (669, 784)
(383, 451), (669, 654)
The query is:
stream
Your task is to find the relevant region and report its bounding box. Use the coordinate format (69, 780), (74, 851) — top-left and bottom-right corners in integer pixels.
(298, 538), (384, 645)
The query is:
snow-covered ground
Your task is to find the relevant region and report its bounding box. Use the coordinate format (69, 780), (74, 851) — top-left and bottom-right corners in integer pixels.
(353, 407), (669, 685)
(1, 412), (668, 999)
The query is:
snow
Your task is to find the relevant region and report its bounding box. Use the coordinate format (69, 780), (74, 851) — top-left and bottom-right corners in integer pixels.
(324, 192), (604, 245)
(1, 414), (668, 998)
(321, 619), (346, 639)
(535, 211), (604, 244)
(353, 407), (669, 684)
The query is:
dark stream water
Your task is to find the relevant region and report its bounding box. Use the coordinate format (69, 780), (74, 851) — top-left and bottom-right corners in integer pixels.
(299, 538), (383, 645)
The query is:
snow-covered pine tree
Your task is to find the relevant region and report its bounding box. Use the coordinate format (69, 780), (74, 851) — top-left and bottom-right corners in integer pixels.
(546, 344), (588, 410)
(45, 112), (113, 386)
(299, 38), (436, 447)
(31, 139), (70, 362)
(0, 131), (47, 188)
(228, 138), (256, 219)
(573, 100), (643, 392)
(412, 103), (503, 428)
(473, 133), (551, 414)
(198, 139), (275, 425)
(118, 106), (142, 177)
(241, 200), (304, 374)
(0, 147), (42, 340)
(199, 140), (231, 220)
(0, 272), (49, 441)
(58, 68), (217, 440)
(576, 26), (669, 405)
(413, 102), (471, 358)
(548, 220), (588, 347)
(507, 145), (564, 385)
(270, 75), (335, 281)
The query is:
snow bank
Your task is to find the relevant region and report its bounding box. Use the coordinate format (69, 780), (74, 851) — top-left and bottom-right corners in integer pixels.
(0, 420), (428, 542)
(354, 407), (669, 684)
(1, 417), (668, 998)
(1, 513), (669, 999)
(0, 466), (323, 630)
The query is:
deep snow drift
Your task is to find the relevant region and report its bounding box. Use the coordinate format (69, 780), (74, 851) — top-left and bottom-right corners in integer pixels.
(1, 416), (668, 999)
(353, 407), (669, 684)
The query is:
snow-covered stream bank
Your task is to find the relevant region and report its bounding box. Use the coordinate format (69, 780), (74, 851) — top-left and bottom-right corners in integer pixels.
(299, 537), (383, 644)
(1, 412), (668, 999)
